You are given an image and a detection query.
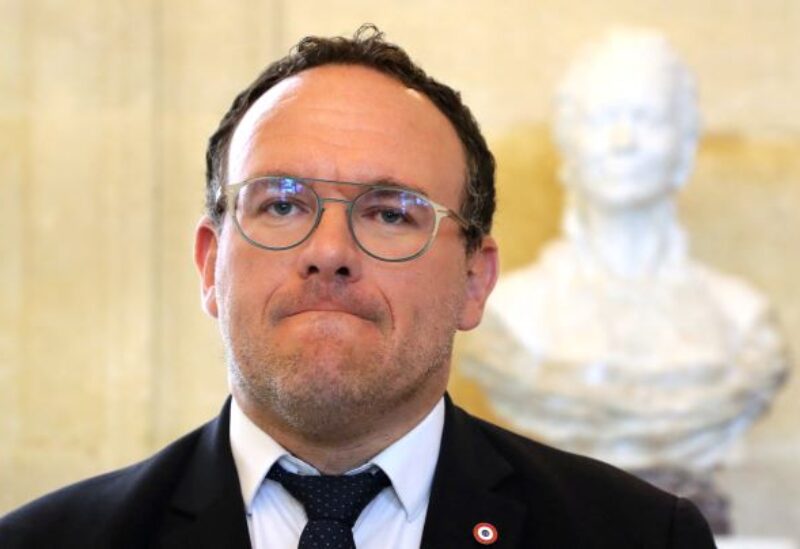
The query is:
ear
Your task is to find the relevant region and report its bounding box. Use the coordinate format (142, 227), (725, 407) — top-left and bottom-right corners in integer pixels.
(458, 236), (499, 331)
(194, 216), (220, 318)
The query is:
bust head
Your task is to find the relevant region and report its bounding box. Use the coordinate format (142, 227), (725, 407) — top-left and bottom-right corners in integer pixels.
(554, 28), (699, 210)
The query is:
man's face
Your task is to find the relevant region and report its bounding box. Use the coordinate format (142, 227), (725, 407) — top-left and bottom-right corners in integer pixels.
(195, 65), (497, 442)
(562, 65), (687, 210)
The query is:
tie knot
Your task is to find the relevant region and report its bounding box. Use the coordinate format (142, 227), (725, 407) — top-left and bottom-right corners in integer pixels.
(267, 463), (390, 526)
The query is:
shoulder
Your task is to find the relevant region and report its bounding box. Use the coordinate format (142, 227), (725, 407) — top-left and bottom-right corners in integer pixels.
(0, 421), (208, 548)
(466, 409), (667, 502)
(490, 240), (573, 300)
(485, 243), (569, 346)
(690, 261), (771, 327)
(447, 404), (715, 547)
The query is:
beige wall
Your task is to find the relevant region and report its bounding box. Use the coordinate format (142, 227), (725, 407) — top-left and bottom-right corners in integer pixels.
(2, 0), (798, 539)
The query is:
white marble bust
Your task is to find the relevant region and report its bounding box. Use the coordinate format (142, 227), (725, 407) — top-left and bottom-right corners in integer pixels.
(461, 29), (789, 521)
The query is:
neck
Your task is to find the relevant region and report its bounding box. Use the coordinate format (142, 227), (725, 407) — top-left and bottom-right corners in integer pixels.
(570, 196), (676, 279)
(232, 382), (445, 474)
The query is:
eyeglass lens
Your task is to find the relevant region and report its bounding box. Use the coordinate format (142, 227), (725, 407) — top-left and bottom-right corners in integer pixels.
(234, 178), (438, 260)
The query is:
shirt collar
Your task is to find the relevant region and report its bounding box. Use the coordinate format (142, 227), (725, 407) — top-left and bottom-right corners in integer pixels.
(369, 397), (444, 520)
(229, 396), (445, 520)
(229, 398), (288, 513)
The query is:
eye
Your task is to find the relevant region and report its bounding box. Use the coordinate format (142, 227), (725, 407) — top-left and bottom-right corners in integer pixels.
(356, 189), (430, 227)
(266, 200), (298, 216)
(377, 208), (409, 225)
(253, 197), (313, 221)
(358, 204), (420, 229)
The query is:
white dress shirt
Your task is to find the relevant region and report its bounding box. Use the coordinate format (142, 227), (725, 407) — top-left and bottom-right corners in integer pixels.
(229, 397), (445, 549)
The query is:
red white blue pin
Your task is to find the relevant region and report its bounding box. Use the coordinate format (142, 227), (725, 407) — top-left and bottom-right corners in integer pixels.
(473, 522), (498, 545)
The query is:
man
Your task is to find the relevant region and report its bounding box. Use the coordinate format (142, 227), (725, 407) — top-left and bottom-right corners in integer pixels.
(0, 26), (715, 548)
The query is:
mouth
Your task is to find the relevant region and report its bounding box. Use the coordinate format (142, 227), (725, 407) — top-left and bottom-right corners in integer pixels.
(269, 283), (386, 328)
(277, 308), (380, 338)
(287, 308), (366, 319)
(277, 300), (383, 325)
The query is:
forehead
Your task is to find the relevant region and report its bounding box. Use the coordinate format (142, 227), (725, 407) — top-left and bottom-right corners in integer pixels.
(227, 64), (466, 202)
(568, 52), (680, 115)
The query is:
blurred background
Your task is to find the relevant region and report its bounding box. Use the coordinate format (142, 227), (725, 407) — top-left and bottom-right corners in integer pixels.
(1, 0), (798, 540)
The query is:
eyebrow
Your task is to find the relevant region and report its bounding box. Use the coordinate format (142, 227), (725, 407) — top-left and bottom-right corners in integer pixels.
(252, 171), (431, 198)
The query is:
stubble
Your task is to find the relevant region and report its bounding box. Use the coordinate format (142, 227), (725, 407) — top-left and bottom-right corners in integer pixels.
(222, 286), (461, 443)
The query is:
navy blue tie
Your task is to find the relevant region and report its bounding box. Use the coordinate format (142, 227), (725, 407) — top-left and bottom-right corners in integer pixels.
(267, 463), (390, 549)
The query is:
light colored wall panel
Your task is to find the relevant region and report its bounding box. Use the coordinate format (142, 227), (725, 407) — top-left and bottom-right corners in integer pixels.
(683, 137), (800, 536)
(0, 0), (26, 511)
(0, 0), (158, 509)
(281, 0), (800, 135)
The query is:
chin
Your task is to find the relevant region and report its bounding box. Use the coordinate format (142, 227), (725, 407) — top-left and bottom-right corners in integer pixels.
(233, 339), (391, 429)
(274, 374), (392, 441)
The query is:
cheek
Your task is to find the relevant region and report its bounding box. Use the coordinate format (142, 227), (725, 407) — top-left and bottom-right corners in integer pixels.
(572, 138), (607, 165)
(216, 242), (284, 320)
(382, 272), (426, 327)
(640, 128), (679, 153)
(386, 253), (467, 328)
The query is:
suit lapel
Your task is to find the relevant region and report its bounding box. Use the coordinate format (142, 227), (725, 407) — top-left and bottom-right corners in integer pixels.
(152, 396), (532, 548)
(421, 396), (527, 549)
(159, 399), (251, 549)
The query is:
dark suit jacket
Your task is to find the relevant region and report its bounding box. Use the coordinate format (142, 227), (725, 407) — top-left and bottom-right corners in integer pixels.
(0, 397), (715, 548)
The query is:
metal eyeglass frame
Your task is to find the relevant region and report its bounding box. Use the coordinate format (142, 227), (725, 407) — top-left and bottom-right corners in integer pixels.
(217, 175), (471, 262)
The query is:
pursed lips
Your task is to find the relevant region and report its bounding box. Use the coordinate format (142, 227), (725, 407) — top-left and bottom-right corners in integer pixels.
(289, 306), (363, 318)
(268, 284), (387, 326)
(280, 300), (382, 324)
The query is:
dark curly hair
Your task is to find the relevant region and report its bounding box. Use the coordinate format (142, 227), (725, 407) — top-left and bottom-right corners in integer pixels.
(205, 24), (495, 253)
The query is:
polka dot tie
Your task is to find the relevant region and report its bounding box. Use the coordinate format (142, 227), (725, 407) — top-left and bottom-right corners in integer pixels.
(267, 463), (390, 549)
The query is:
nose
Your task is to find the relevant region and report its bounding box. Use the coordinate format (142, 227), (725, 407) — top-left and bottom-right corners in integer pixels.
(610, 116), (637, 152)
(295, 202), (363, 282)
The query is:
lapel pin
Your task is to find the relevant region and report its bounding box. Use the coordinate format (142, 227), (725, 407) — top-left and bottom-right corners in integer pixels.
(473, 522), (498, 545)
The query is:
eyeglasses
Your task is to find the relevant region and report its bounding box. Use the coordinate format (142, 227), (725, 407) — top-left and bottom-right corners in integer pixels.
(218, 175), (470, 262)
